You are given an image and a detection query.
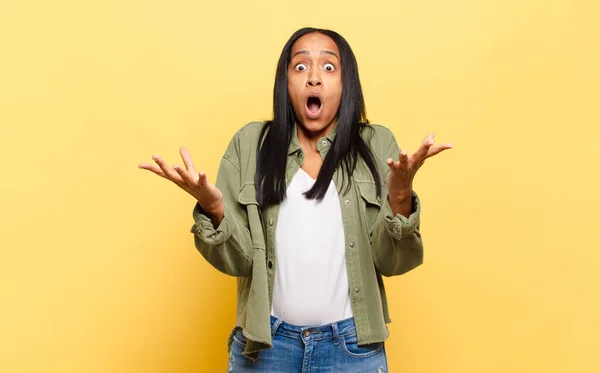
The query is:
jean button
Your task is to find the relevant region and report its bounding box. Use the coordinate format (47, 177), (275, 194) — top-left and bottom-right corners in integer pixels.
(303, 331), (310, 337)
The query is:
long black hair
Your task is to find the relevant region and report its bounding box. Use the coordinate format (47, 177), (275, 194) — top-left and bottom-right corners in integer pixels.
(255, 27), (381, 207)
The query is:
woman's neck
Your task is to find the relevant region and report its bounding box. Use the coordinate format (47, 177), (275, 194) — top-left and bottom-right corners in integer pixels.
(296, 119), (336, 154)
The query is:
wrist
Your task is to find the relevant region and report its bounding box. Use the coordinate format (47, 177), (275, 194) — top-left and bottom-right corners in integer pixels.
(201, 201), (224, 229)
(200, 200), (224, 217)
(388, 188), (413, 203)
(388, 188), (413, 218)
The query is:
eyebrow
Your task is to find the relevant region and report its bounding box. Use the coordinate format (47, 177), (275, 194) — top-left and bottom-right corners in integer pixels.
(291, 49), (340, 60)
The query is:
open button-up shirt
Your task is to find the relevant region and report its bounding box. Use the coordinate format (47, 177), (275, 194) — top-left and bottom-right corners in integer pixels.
(191, 121), (423, 361)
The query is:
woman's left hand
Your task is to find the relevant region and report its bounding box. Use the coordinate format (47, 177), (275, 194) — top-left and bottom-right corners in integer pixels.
(386, 134), (453, 209)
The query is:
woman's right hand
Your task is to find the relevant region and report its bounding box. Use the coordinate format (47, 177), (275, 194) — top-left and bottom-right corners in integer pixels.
(138, 147), (224, 226)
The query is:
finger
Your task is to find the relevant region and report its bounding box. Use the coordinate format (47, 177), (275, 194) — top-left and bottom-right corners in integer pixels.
(179, 147), (197, 173)
(386, 158), (399, 172)
(412, 134), (435, 162)
(173, 164), (198, 186)
(398, 149), (409, 168)
(152, 155), (184, 184)
(425, 143), (454, 159)
(138, 162), (167, 178)
(197, 171), (209, 187)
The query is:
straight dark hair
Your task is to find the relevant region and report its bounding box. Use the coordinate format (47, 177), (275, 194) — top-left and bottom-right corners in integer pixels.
(255, 27), (381, 207)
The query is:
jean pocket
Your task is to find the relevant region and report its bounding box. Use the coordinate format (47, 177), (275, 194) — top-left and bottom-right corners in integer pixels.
(232, 327), (247, 346)
(341, 334), (384, 358)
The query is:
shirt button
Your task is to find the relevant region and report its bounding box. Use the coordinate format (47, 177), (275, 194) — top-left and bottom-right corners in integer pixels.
(344, 200), (350, 205)
(377, 196), (381, 202)
(321, 140), (327, 145)
(349, 241), (355, 248)
(354, 287), (360, 293)
(392, 228), (398, 234)
(269, 218), (274, 226)
(268, 261), (273, 269)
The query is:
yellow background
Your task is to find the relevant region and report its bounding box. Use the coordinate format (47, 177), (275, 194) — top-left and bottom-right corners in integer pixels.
(1, 0), (599, 372)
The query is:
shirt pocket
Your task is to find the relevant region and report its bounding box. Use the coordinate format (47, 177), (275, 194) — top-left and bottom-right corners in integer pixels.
(237, 183), (259, 206)
(236, 182), (265, 235)
(356, 181), (382, 234)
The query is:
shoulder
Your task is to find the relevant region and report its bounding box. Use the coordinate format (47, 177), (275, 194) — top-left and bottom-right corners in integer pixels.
(361, 123), (395, 139)
(360, 123), (399, 155)
(230, 121), (267, 145)
(223, 121), (267, 158)
(233, 121), (267, 139)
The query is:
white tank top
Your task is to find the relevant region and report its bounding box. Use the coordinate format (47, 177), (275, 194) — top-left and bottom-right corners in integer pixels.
(270, 168), (353, 326)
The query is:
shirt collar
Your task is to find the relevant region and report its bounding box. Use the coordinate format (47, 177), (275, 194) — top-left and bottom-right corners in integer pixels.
(287, 120), (338, 155)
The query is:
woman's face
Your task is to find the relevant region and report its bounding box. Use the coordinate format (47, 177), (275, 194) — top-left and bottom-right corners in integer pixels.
(287, 32), (342, 136)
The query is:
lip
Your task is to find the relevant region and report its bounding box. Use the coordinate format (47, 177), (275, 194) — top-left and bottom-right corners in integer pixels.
(305, 92), (323, 119)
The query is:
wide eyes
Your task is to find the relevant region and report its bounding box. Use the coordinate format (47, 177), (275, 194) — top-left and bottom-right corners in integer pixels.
(294, 63), (308, 71)
(323, 63), (335, 72)
(293, 62), (336, 72)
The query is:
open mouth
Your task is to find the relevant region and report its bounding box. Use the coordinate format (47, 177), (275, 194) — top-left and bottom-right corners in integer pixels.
(306, 95), (322, 118)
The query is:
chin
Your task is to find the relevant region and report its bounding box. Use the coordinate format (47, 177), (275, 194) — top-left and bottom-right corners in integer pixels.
(299, 117), (335, 134)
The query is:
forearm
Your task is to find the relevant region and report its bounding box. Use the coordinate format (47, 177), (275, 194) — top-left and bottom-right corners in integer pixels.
(372, 190), (423, 276)
(191, 201), (253, 277)
(202, 200), (225, 228)
(388, 188), (413, 218)
(372, 226), (423, 276)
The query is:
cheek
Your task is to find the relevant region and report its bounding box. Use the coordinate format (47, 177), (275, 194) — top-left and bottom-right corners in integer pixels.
(287, 90), (298, 108)
(287, 78), (303, 107)
(288, 91), (302, 110)
(328, 76), (342, 99)
(329, 82), (343, 107)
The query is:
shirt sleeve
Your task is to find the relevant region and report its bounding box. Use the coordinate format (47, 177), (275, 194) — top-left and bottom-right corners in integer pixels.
(383, 191), (421, 240)
(190, 138), (253, 277)
(370, 128), (424, 277)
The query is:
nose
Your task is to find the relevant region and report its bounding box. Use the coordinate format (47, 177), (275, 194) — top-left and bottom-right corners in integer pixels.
(307, 69), (322, 87)
(307, 78), (322, 87)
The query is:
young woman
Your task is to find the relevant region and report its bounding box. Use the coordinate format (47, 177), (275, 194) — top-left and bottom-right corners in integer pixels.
(139, 27), (452, 373)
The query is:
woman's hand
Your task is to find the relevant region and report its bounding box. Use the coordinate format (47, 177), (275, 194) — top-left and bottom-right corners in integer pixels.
(138, 147), (224, 225)
(386, 134), (453, 217)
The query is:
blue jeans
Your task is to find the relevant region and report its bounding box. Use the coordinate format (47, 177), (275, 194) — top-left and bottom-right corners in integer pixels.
(227, 316), (388, 372)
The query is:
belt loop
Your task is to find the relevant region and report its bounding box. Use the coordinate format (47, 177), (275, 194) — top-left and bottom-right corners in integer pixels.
(331, 321), (341, 346)
(271, 317), (283, 338)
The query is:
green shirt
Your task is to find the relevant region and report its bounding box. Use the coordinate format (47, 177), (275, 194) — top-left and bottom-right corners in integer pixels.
(190, 121), (423, 361)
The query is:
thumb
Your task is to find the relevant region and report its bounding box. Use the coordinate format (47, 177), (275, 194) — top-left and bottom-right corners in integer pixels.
(197, 171), (208, 187)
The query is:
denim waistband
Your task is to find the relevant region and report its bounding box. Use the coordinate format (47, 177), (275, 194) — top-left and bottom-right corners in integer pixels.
(269, 315), (357, 342)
